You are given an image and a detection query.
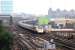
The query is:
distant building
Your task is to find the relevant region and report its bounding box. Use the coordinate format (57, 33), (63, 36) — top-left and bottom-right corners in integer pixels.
(48, 8), (75, 18)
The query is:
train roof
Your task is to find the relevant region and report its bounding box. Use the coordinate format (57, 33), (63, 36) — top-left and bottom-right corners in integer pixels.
(50, 29), (75, 32)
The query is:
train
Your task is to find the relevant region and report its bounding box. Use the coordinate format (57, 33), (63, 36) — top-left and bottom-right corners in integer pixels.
(17, 20), (44, 33)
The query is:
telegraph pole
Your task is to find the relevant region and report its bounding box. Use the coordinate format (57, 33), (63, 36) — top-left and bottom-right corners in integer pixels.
(9, 15), (13, 25)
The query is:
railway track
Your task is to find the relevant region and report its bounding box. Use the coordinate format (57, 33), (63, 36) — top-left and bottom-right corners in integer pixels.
(55, 38), (75, 50)
(52, 33), (75, 50)
(11, 24), (75, 50)
(32, 29), (75, 50)
(18, 34), (38, 49)
(12, 24), (45, 49)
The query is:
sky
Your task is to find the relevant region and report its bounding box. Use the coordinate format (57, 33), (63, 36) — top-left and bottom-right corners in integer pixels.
(13, 0), (50, 15)
(51, 0), (75, 10)
(9, 0), (75, 15)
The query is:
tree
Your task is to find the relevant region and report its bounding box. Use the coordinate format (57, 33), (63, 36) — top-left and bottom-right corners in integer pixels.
(0, 20), (13, 50)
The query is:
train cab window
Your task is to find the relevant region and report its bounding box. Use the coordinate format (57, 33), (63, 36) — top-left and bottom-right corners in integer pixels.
(59, 24), (63, 29)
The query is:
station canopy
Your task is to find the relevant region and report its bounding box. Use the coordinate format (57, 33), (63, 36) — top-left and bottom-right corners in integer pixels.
(38, 16), (50, 25)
